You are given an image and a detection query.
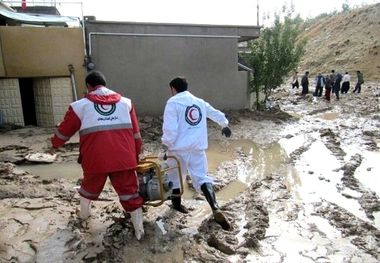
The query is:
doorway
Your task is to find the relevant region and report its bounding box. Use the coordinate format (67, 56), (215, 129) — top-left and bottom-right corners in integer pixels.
(19, 78), (37, 126)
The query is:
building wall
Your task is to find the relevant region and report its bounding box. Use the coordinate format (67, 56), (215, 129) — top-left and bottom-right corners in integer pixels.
(0, 27), (86, 96)
(34, 77), (72, 127)
(86, 22), (258, 115)
(0, 78), (24, 125)
(237, 71), (251, 108)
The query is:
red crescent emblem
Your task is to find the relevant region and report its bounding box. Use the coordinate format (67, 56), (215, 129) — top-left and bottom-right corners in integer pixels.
(189, 108), (197, 121)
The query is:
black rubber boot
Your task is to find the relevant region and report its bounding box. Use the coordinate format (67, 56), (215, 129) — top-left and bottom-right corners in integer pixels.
(201, 183), (232, 231)
(171, 188), (189, 214)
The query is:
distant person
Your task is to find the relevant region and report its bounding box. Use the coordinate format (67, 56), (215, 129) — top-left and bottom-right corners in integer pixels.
(301, 71), (309, 95)
(341, 72), (351, 93)
(330, 70), (336, 93)
(161, 77), (232, 230)
(333, 71), (343, 100)
(353, 70), (364, 93)
(324, 75), (332, 101)
(314, 73), (325, 97)
(291, 71), (299, 89)
(49, 71), (145, 240)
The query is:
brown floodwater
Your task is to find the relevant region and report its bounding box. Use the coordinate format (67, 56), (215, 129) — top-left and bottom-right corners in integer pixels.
(18, 139), (290, 203)
(18, 162), (82, 181)
(320, 112), (339, 120)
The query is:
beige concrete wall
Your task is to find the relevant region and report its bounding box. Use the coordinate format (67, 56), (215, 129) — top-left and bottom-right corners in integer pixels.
(34, 77), (72, 127)
(50, 77), (73, 125)
(0, 26), (86, 96)
(0, 78), (24, 125)
(34, 78), (54, 127)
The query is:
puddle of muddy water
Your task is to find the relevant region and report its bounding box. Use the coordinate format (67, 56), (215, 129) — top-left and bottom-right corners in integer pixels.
(208, 139), (288, 182)
(320, 112), (339, 120)
(216, 180), (246, 201)
(17, 139), (290, 204)
(18, 162), (82, 181)
(283, 139), (370, 222)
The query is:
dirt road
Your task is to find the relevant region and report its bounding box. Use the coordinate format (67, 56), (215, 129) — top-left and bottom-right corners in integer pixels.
(1, 82), (379, 262)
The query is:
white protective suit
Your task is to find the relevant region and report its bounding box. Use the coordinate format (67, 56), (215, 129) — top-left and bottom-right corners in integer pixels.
(162, 91), (229, 191)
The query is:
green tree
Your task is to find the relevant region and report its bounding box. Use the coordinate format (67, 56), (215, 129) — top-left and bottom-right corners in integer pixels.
(342, 2), (350, 12)
(244, 13), (307, 109)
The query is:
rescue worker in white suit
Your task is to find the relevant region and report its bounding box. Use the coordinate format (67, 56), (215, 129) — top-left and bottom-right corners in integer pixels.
(161, 77), (232, 230)
(50, 71), (144, 240)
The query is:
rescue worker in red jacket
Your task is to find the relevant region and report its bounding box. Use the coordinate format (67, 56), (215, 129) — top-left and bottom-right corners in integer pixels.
(50, 71), (144, 240)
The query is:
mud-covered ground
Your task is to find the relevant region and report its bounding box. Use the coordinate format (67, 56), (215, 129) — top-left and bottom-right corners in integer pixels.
(1, 82), (380, 263)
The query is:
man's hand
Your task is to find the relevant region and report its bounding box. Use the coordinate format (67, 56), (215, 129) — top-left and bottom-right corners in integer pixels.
(158, 144), (168, 160)
(48, 147), (57, 155)
(221, 127), (232, 138)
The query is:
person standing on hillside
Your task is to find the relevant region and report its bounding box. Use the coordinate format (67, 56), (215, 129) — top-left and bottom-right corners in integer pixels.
(50, 71), (145, 240)
(291, 71), (299, 89)
(324, 75), (332, 101)
(330, 70), (336, 93)
(341, 72), (351, 94)
(333, 71), (343, 100)
(353, 70), (364, 93)
(161, 77), (232, 230)
(314, 73), (325, 97)
(301, 71), (309, 96)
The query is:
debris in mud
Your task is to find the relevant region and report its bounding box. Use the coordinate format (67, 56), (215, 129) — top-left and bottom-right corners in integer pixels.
(359, 192), (380, 220)
(0, 162), (15, 175)
(340, 154), (363, 191)
(363, 130), (380, 150)
(289, 139), (315, 162)
(307, 107), (333, 115)
(0, 145), (30, 152)
(184, 181), (270, 262)
(319, 128), (346, 159)
(0, 145), (30, 163)
(315, 201), (380, 260)
(25, 153), (56, 163)
(339, 154), (380, 219)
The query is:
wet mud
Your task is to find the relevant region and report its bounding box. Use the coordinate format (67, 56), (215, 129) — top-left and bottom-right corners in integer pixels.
(1, 82), (380, 262)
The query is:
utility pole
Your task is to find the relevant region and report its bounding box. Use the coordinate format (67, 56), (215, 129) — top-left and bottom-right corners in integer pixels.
(257, 0), (260, 26)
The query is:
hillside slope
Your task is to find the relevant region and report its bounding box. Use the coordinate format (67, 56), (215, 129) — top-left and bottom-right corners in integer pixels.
(298, 3), (380, 80)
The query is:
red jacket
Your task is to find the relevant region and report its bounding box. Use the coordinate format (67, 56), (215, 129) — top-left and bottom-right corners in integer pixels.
(51, 86), (142, 173)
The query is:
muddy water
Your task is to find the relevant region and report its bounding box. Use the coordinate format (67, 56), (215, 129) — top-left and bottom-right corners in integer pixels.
(208, 139), (288, 182)
(18, 162), (82, 181)
(280, 132), (379, 226)
(17, 139), (289, 202)
(320, 112), (339, 120)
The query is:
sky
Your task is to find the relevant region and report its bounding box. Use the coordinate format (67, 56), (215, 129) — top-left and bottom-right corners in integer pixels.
(15, 0), (380, 26)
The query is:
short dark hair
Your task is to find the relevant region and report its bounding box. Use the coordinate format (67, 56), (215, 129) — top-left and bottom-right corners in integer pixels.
(169, 77), (188, 92)
(85, 71), (106, 87)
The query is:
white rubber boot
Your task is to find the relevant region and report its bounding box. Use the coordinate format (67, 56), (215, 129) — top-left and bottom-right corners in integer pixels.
(80, 196), (91, 220)
(130, 207), (144, 240)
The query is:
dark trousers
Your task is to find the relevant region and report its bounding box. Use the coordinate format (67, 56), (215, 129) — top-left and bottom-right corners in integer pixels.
(314, 85), (323, 97)
(302, 85), (308, 95)
(325, 87), (331, 101)
(334, 82), (341, 99)
(292, 80), (299, 89)
(353, 82), (362, 93)
(341, 82), (350, 93)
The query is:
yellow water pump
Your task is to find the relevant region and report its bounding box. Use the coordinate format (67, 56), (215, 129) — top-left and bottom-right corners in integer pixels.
(136, 156), (184, 207)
